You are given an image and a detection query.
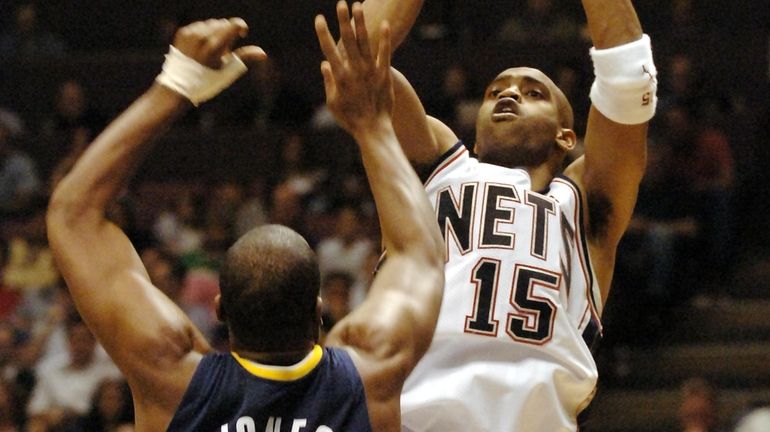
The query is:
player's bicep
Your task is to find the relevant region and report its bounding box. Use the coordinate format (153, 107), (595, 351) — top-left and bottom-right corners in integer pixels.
(326, 256), (441, 391)
(48, 216), (206, 377)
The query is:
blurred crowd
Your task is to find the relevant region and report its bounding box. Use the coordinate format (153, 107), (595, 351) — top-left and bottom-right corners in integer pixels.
(1, 1), (768, 430)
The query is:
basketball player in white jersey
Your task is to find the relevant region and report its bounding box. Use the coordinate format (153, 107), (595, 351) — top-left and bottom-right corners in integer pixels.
(317, 0), (657, 430)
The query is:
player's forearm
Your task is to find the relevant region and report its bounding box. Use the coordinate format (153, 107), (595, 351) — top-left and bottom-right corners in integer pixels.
(355, 117), (443, 261)
(49, 84), (188, 221)
(581, 0), (643, 49)
(362, 0), (424, 53)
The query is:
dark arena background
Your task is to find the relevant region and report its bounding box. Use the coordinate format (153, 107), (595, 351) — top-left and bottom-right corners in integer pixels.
(1, 1), (768, 430)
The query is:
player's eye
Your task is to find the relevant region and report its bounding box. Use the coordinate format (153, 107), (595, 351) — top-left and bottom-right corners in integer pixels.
(489, 89), (501, 97)
(527, 90), (544, 98)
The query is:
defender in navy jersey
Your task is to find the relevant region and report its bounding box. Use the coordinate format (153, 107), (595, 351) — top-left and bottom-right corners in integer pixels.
(325, 0), (657, 429)
(48, 15), (443, 432)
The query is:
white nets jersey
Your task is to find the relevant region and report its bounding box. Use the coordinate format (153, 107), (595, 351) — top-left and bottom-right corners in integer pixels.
(401, 143), (603, 432)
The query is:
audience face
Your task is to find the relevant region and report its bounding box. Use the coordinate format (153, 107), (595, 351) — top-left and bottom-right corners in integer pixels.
(679, 379), (717, 431)
(16, 4), (38, 34)
(95, 379), (129, 423)
(56, 81), (87, 121)
(323, 275), (352, 323)
(140, 248), (182, 300)
(335, 208), (360, 243)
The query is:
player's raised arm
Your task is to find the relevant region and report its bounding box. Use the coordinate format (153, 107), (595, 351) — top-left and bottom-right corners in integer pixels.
(334, 0), (458, 170)
(46, 19), (265, 429)
(564, 0), (656, 302)
(316, 9), (444, 431)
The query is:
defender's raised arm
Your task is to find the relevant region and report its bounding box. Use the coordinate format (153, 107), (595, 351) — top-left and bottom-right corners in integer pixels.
(47, 19), (264, 431)
(316, 8), (444, 431)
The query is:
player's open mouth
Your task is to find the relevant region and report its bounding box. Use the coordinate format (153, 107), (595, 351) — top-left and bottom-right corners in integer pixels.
(492, 98), (519, 121)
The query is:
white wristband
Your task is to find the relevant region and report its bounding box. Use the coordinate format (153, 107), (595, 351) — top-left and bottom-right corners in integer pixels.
(589, 34), (658, 125)
(155, 45), (247, 106)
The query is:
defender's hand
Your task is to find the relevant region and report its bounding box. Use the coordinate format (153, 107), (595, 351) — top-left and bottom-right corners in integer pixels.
(173, 18), (266, 68)
(315, 2), (393, 136)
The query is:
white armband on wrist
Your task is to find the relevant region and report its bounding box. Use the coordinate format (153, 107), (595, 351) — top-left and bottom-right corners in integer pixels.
(589, 34), (658, 125)
(155, 45), (247, 107)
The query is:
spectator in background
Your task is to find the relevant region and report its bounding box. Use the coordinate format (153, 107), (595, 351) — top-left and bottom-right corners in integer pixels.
(0, 324), (22, 385)
(0, 379), (21, 431)
(659, 54), (705, 115)
(320, 272), (354, 335)
(0, 115), (41, 216)
(316, 205), (374, 280)
(70, 378), (133, 432)
(208, 57), (313, 130)
(43, 80), (105, 139)
(0, 237), (21, 320)
(141, 246), (221, 341)
(2, 210), (59, 321)
(40, 80), (105, 173)
(152, 191), (205, 257)
(203, 181), (244, 257)
(649, 0), (703, 45)
(178, 268), (220, 341)
(0, 3), (66, 62)
(139, 246), (186, 303)
(0, 321), (36, 429)
(612, 134), (699, 345)
(428, 63), (480, 144)
(689, 100), (735, 291)
(679, 377), (720, 432)
(552, 62), (590, 134)
(26, 316), (121, 432)
(275, 132), (326, 193)
(269, 133), (327, 243)
(234, 176), (269, 238)
(497, 0), (582, 44)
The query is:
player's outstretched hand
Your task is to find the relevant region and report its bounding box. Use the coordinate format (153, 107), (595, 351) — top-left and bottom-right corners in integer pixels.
(173, 18), (266, 68)
(315, 1), (393, 136)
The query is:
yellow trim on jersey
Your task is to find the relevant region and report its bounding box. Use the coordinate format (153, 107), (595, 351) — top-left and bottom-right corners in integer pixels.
(231, 345), (323, 381)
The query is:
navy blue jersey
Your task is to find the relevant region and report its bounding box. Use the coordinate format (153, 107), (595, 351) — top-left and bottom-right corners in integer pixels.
(167, 345), (372, 432)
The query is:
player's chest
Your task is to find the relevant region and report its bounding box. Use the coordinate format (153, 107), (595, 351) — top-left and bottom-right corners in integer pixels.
(429, 179), (571, 264)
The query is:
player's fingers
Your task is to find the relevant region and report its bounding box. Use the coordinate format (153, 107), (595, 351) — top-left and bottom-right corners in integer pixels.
(377, 22), (392, 79)
(336, 1), (362, 65)
(315, 15), (344, 74)
(208, 18), (249, 56)
(233, 45), (267, 66)
(320, 61), (337, 101)
(228, 17), (249, 37)
(351, 3), (372, 62)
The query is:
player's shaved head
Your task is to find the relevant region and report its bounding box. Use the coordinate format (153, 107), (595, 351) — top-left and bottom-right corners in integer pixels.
(219, 225), (320, 351)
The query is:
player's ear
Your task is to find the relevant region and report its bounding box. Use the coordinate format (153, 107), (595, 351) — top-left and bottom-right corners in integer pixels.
(555, 128), (577, 152)
(313, 296), (324, 343)
(316, 296), (323, 325)
(215, 294), (227, 322)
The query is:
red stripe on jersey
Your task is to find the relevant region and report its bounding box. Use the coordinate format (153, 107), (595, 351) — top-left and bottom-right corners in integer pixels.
(424, 146), (467, 187)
